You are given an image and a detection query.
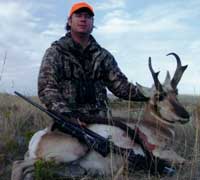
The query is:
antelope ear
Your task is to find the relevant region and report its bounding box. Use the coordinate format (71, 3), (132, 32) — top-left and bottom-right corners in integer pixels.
(136, 82), (153, 98)
(163, 71), (173, 91)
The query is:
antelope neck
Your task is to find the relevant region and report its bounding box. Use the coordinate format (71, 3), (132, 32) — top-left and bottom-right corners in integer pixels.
(143, 109), (174, 138)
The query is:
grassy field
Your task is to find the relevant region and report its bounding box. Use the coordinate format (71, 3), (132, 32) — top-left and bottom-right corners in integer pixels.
(0, 93), (199, 180)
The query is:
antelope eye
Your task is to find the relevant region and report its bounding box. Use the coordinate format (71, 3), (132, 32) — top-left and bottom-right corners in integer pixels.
(155, 92), (166, 101)
(158, 95), (164, 101)
(158, 92), (167, 101)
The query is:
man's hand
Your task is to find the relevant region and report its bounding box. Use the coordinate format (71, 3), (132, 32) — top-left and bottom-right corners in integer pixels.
(61, 111), (87, 127)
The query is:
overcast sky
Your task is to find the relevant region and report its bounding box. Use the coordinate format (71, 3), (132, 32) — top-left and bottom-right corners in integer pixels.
(0, 0), (200, 95)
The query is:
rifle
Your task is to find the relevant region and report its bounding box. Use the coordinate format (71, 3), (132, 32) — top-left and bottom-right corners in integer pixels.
(14, 91), (175, 175)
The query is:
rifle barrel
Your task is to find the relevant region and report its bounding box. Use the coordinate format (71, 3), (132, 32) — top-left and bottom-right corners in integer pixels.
(14, 91), (63, 122)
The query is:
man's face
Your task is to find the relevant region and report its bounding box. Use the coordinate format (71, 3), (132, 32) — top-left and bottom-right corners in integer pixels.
(68, 10), (94, 35)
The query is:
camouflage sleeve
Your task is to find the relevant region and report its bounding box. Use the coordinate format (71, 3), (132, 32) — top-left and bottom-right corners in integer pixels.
(38, 47), (70, 113)
(102, 50), (148, 101)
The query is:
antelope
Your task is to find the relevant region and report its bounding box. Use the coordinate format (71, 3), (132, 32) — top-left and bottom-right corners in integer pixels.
(11, 53), (190, 180)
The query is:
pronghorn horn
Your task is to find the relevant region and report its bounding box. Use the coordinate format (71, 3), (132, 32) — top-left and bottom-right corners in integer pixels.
(167, 52), (188, 89)
(148, 57), (163, 92)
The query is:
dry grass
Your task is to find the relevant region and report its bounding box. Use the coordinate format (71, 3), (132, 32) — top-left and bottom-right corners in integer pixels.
(0, 93), (50, 180)
(0, 93), (199, 180)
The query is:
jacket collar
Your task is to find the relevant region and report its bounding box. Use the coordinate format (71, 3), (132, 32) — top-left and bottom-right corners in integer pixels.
(52, 32), (100, 54)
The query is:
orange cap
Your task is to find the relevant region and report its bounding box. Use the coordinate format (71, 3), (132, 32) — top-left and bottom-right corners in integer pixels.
(69, 2), (94, 17)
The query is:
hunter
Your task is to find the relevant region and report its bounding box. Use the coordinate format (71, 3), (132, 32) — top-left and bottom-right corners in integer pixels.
(38, 1), (148, 125)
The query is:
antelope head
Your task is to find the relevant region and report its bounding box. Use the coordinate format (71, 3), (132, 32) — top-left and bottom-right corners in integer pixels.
(137, 53), (190, 125)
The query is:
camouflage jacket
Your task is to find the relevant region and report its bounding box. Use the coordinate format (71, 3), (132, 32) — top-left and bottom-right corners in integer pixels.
(38, 33), (147, 117)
